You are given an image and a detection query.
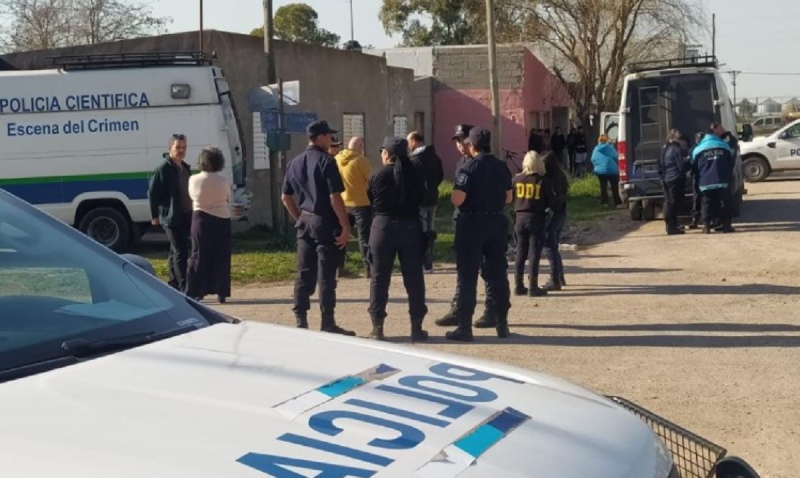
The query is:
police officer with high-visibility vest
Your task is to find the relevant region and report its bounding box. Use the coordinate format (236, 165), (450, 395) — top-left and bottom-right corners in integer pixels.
(446, 127), (513, 342)
(435, 124), (498, 329)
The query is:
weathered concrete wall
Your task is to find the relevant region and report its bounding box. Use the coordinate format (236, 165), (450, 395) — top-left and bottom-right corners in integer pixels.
(412, 77), (434, 145)
(1, 30), (414, 226)
(432, 45), (526, 90)
(366, 47), (434, 77)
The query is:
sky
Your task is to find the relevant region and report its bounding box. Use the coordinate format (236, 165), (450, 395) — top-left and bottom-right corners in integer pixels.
(156, 0), (800, 102)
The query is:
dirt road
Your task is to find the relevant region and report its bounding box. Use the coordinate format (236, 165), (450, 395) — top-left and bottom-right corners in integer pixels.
(216, 177), (800, 477)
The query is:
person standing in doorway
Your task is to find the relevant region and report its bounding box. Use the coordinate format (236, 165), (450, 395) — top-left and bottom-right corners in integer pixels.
(185, 147), (232, 303)
(367, 137), (429, 342)
(148, 133), (192, 292)
(335, 136), (372, 278)
(407, 130), (444, 273)
(281, 120), (355, 336)
(590, 134), (623, 207)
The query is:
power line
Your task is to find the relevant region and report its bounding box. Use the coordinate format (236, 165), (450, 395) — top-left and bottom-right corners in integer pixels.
(736, 71), (800, 76)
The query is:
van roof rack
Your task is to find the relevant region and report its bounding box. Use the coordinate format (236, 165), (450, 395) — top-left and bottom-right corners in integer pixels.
(48, 52), (214, 70)
(626, 55), (718, 74)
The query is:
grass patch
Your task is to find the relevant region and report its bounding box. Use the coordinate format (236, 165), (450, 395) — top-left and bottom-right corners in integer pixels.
(145, 175), (615, 285)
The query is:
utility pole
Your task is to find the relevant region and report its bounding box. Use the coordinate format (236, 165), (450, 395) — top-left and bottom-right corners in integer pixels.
(199, 0), (204, 52)
(263, 0), (281, 229)
(485, 0), (501, 154)
(729, 70), (742, 108)
(711, 13), (716, 57)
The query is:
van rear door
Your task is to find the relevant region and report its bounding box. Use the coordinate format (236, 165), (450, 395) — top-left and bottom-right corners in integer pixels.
(625, 73), (719, 195)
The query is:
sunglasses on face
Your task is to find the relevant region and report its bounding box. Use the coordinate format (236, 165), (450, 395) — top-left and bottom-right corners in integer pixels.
(171, 133), (187, 141)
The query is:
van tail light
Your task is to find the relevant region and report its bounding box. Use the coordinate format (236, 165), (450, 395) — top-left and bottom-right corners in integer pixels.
(617, 140), (628, 181)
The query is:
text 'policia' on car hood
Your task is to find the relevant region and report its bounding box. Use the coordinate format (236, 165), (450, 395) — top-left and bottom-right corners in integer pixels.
(0, 321), (672, 477)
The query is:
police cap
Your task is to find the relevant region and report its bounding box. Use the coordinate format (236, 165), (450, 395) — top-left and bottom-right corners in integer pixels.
(452, 124), (474, 141)
(381, 136), (409, 156)
(463, 127), (491, 150)
(307, 120), (338, 138)
(331, 135), (343, 146)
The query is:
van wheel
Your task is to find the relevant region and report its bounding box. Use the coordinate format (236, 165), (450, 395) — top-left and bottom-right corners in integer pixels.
(629, 201), (643, 221)
(78, 207), (131, 253)
(642, 200), (656, 221)
(743, 156), (770, 183)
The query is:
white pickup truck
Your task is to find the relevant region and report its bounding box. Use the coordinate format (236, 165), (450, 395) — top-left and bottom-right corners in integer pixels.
(740, 119), (800, 182)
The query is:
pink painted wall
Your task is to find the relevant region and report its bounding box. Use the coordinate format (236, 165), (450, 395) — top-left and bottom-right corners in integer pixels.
(522, 50), (572, 132)
(433, 88), (526, 178)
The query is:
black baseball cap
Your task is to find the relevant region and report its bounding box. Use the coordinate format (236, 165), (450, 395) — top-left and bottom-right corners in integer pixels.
(452, 124), (474, 141)
(463, 127), (491, 150)
(380, 136), (408, 156)
(307, 120), (337, 137)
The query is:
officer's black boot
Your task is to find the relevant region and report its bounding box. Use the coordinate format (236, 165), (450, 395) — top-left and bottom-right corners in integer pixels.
(369, 317), (385, 341)
(495, 310), (510, 339)
(295, 315), (308, 329)
(434, 297), (459, 327)
(559, 272), (567, 287)
(410, 317), (429, 342)
(543, 271), (562, 291)
(513, 274), (528, 296)
(321, 317), (356, 336)
(445, 324), (474, 342)
(528, 275), (548, 297)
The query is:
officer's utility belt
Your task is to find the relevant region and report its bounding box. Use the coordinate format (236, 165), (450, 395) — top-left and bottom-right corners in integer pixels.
(459, 211), (504, 216)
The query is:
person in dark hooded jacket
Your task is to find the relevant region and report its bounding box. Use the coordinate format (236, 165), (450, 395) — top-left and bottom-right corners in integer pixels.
(407, 131), (444, 271)
(658, 129), (691, 235)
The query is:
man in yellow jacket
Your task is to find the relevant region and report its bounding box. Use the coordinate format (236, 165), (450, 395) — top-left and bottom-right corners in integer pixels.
(335, 136), (373, 278)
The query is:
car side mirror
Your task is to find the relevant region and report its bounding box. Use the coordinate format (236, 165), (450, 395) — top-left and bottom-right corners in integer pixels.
(742, 124), (753, 142)
(121, 254), (157, 276)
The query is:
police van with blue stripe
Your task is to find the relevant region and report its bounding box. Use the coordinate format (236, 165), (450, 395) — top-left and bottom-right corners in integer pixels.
(0, 184), (761, 478)
(0, 52), (249, 252)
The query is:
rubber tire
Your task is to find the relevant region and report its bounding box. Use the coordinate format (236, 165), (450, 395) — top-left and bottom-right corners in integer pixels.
(77, 207), (131, 253)
(642, 199), (656, 221)
(743, 156), (770, 183)
(629, 200), (643, 221)
(715, 456), (761, 478)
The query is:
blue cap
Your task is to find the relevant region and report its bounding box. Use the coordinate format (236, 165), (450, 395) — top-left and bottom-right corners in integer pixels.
(464, 127), (491, 150)
(381, 136), (408, 156)
(307, 120), (337, 137)
(452, 124), (473, 140)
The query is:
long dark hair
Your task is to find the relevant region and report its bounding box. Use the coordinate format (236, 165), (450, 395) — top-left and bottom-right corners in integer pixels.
(389, 151), (419, 206)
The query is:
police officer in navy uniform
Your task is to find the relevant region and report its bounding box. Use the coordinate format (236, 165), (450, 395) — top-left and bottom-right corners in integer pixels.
(435, 123), (498, 329)
(281, 120), (356, 336)
(367, 137), (429, 342)
(446, 127), (513, 342)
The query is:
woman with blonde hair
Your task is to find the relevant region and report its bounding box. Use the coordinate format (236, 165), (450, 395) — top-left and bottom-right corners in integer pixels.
(590, 134), (622, 207)
(512, 150), (556, 297)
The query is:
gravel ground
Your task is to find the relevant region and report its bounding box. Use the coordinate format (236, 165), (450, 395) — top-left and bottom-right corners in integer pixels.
(211, 177), (800, 478)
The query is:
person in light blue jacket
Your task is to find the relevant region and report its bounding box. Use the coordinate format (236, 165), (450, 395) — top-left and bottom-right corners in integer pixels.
(590, 134), (622, 206)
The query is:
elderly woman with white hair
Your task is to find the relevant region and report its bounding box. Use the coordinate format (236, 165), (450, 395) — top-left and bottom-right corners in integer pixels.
(512, 150), (557, 297)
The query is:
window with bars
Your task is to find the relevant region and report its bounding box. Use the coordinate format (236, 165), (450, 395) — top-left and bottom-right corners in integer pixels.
(342, 113), (365, 143)
(393, 115), (408, 137)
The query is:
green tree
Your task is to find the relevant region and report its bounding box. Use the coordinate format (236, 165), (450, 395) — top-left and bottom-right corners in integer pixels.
(379, 0), (527, 46)
(251, 3), (339, 48)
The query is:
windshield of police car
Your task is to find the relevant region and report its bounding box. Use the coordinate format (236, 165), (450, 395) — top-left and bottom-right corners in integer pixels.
(0, 191), (211, 375)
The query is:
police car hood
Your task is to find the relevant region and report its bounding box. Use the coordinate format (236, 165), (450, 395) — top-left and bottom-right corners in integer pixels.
(0, 322), (672, 478)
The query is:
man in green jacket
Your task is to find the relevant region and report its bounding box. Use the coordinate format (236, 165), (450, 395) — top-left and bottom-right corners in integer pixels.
(148, 134), (193, 291)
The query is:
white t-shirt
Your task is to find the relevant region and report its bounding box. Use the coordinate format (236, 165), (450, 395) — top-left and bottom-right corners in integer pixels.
(188, 171), (231, 219)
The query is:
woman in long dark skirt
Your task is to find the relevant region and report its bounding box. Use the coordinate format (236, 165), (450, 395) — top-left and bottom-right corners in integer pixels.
(186, 147), (232, 303)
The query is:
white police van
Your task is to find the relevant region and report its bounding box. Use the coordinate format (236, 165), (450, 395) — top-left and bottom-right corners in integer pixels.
(0, 52), (249, 252)
(614, 55), (745, 221)
(740, 118), (800, 182)
(0, 186), (762, 478)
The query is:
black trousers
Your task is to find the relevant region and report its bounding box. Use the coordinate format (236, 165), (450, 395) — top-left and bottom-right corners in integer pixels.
(543, 208), (566, 281)
(451, 212), (494, 314)
(293, 211), (339, 326)
(663, 178), (685, 231)
(514, 213), (546, 287)
(186, 211), (232, 299)
(597, 174), (622, 205)
(454, 213), (511, 327)
(368, 216), (427, 323)
(691, 175), (702, 224)
(701, 188), (732, 227)
(338, 206), (372, 271)
(163, 211), (192, 292)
